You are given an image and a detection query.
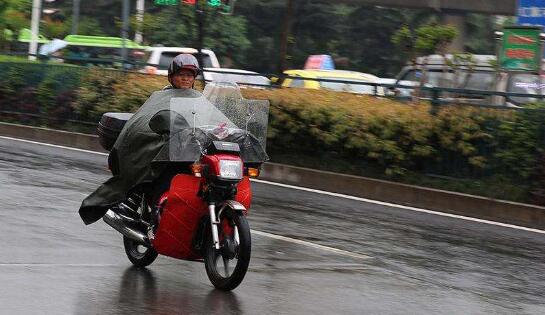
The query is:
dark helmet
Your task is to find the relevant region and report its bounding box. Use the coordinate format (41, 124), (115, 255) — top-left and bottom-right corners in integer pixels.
(168, 54), (200, 82)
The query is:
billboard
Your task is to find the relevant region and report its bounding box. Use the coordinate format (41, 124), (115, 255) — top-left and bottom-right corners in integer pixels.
(519, 0), (545, 27)
(499, 27), (543, 72)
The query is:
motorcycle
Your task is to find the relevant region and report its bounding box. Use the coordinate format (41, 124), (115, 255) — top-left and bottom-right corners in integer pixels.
(98, 83), (269, 291)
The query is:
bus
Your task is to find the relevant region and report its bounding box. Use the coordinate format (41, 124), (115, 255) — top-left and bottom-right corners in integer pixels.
(50, 35), (148, 69)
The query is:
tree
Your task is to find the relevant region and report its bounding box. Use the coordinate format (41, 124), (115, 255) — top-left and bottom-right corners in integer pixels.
(392, 23), (458, 99)
(203, 14), (250, 67)
(236, 0), (285, 72)
(0, 0), (31, 51)
(465, 13), (497, 54)
(142, 4), (251, 68)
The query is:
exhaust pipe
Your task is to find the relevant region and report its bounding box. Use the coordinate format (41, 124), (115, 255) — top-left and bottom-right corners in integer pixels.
(103, 210), (150, 247)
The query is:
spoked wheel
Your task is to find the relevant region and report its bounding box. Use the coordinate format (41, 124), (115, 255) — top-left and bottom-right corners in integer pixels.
(123, 236), (158, 267)
(204, 211), (251, 291)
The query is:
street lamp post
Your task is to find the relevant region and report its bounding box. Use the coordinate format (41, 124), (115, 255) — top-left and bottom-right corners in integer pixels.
(135, 0), (145, 44)
(195, 0), (206, 69)
(71, 0), (80, 34)
(279, 0), (294, 72)
(29, 0), (42, 60)
(121, 0), (130, 68)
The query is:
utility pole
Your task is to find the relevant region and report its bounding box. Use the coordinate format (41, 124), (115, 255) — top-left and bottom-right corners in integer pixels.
(29, 0), (42, 60)
(279, 0), (294, 72)
(71, 0), (80, 34)
(135, 0), (145, 44)
(195, 0), (205, 69)
(121, 0), (130, 68)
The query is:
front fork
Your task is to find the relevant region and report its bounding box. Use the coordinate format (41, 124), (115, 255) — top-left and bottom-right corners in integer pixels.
(208, 203), (221, 250)
(208, 202), (241, 251)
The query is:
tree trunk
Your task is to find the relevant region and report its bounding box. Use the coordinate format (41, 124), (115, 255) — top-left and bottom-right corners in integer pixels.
(278, 0), (294, 73)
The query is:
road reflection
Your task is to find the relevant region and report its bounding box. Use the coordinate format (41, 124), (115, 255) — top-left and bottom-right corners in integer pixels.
(117, 266), (158, 308)
(203, 289), (241, 314)
(75, 265), (243, 314)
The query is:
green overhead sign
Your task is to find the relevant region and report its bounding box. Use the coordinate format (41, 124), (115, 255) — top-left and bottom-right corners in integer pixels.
(155, 0), (233, 13)
(154, 0), (177, 5)
(499, 26), (542, 72)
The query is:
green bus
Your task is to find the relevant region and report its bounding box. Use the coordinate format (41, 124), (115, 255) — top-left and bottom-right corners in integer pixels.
(52, 35), (149, 69)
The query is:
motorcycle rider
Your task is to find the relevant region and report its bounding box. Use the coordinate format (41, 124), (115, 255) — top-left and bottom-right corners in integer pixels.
(149, 54), (201, 209)
(165, 54), (200, 90)
(79, 54), (202, 226)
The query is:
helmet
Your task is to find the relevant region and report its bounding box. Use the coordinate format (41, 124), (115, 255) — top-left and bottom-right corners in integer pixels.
(168, 54), (200, 82)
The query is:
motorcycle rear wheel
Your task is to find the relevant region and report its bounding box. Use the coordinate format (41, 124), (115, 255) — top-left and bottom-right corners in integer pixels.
(204, 211), (251, 291)
(123, 236), (158, 267)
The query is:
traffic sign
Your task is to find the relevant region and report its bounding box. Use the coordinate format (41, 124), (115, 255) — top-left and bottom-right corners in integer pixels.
(519, 0), (545, 27)
(154, 0), (177, 5)
(499, 26), (543, 72)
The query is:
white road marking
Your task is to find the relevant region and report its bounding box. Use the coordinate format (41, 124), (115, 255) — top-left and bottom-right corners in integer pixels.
(252, 179), (545, 235)
(252, 230), (371, 260)
(2, 135), (544, 238)
(0, 263), (123, 267)
(0, 263), (186, 267)
(0, 136), (108, 156)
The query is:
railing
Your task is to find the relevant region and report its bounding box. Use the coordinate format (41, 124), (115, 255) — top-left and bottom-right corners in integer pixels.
(4, 53), (545, 118)
(4, 52), (545, 109)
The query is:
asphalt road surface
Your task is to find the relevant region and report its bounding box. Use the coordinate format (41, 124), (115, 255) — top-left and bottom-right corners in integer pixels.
(1, 136), (544, 315)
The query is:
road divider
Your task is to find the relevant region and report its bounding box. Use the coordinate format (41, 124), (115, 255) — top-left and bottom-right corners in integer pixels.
(2, 122), (544, 230)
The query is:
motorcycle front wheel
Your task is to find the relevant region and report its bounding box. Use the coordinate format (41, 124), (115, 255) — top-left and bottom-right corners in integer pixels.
(204, 211), (251, 291)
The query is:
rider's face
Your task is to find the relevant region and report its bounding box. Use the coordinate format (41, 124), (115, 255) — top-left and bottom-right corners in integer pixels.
(172, 69), (196, 89)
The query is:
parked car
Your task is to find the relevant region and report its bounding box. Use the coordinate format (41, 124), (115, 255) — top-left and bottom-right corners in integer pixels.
(143, 46), (220, 81)
(204, 68), (271, 88)
(497, 72), (545, 107)
(376, 78), (427, 98)
(392, 54), (545, 107)
(281, 69), (385, 96)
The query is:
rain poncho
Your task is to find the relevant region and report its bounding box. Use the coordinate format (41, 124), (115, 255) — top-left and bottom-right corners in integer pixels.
(79, 89), (201, 224)
(79, 85), (268, 225)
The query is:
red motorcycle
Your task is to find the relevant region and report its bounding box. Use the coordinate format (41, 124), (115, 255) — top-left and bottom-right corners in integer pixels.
(99, 84), (269, 291)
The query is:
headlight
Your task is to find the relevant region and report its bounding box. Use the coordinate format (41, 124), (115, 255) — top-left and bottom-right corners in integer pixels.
(219, 160), (243, 180)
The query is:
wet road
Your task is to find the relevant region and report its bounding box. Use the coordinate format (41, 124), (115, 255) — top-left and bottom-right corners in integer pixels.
(1, 136), (545, 315)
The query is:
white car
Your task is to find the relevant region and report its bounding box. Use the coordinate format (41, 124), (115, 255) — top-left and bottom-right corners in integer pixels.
(378, 78), (424, 98)
(143, 47), (220, 81)
(203, 68), (270, 88)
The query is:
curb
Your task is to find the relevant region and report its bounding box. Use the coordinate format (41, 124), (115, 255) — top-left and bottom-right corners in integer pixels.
(2, 122), (544, 230)
(0, 122), (107, 153)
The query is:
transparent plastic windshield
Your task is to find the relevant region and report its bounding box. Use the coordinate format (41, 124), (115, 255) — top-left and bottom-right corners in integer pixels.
(162, 82), (269, 163)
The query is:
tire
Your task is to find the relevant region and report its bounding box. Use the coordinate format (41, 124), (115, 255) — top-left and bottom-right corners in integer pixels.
(204, 211), (251, 291)
(123, 236), (158, 267)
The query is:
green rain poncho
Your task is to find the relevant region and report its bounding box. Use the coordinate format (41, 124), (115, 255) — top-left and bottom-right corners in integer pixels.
(79, 88), (202, 225)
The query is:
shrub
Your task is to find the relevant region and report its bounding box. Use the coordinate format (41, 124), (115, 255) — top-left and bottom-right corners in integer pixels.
(72, 69), (121, 122)
(36, 66), (82, 114)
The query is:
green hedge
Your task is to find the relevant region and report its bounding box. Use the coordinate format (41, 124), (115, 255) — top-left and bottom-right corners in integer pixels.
(1, 60), (544, 204)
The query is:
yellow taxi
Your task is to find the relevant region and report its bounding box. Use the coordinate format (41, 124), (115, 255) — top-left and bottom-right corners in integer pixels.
(281, 69), (385, 96)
